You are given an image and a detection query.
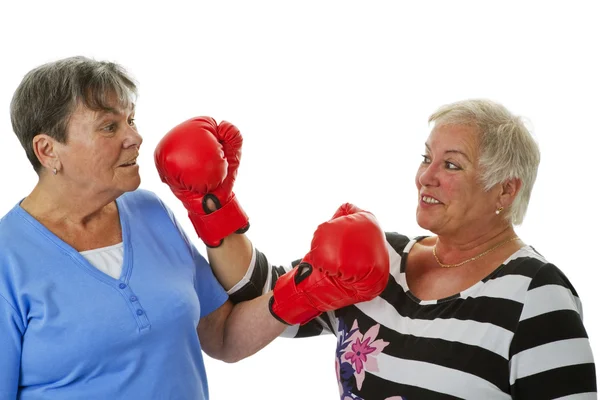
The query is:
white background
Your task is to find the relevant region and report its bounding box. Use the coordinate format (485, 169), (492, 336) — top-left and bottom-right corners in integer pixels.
(1, 1), (598, 398)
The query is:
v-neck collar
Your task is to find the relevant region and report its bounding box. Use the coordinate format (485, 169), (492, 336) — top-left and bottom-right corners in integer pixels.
(15, 196), (133, 285)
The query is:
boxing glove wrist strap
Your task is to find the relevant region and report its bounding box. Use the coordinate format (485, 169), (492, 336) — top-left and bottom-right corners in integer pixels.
(188, 194), (249, 247)
(268, 295), (321, 326)
(269, 269), (322, 325)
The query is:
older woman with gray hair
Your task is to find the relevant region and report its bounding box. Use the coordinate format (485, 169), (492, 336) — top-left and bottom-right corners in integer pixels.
(197, 99), (597, 399)
(0, 56), (297, 399)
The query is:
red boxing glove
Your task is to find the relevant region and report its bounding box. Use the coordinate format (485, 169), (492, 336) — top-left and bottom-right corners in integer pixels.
(269, 203), (390, 325)
(154, 117), (249, 247)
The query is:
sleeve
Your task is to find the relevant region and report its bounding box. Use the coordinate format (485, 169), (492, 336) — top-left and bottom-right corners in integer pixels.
(192, 245), (229, 318)
(156, 194), (228, 319)
(508, 263), (597, 399)
(227, 247), (336, 338)
(0, 294), (22, 399)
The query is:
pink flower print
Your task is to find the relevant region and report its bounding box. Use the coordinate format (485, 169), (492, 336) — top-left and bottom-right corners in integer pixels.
(344, 337), (376, 374)
(341, 320), (389, 390)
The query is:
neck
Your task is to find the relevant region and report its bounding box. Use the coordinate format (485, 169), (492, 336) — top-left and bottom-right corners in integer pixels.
(20, 176), (121, 226)
(433, 225), (519, 263)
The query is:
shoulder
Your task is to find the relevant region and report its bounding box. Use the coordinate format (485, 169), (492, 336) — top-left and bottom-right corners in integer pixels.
(497, 246), (578, 293)
(119, 188), (163, 207)
(384, 232), (414, 255)
(526, 259), (580, 304)
(117, 189), (174, 219)
(118, 189), (189, 243)
(493, 245), (549, 280)
(0, 206), (28, 316)
(0, 202), (23, 228)
(0, 204), (29, 250)
(498, 246), (584, 317)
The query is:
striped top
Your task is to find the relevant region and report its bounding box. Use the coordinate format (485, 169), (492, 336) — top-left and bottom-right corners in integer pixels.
(229, 233), (597, 400)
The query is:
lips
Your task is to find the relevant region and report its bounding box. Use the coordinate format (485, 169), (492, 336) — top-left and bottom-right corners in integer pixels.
(120, 161), (136, 167)
(119, 157), (138, 167)
(421, 194), (442, 204)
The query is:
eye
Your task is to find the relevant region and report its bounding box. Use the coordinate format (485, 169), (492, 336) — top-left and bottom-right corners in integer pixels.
(103, 123), (116, 132)
(128, 117), (136, 126)
(421, 154), (431, 164)
(445, 161), (460, 170)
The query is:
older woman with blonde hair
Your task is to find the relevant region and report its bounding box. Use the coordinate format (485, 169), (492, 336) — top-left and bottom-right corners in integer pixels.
(161, 99), (597, 399)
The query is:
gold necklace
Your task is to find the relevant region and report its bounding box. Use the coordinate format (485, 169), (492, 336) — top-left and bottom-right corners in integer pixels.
(433, 236), (520, 268)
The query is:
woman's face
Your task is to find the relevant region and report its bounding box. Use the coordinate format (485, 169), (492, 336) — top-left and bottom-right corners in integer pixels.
(54, 101), (142, 198)
(415, 124), (500, 236)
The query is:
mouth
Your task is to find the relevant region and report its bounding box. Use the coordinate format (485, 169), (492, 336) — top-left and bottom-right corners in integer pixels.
(119, 158), (138, 167)
(421, 195), (442, 205)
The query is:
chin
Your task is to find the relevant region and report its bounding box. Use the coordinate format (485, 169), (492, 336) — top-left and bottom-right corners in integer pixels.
(121, 176), (142, 193)
(416, 210), (436, 232)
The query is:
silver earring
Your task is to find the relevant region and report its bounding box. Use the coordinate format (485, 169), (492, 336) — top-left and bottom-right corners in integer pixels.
(52, 168), (57, 175)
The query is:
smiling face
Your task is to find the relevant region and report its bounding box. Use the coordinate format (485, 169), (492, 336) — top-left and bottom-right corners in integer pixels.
(415, 124), (501, 237)
(53, 100), (142, 198)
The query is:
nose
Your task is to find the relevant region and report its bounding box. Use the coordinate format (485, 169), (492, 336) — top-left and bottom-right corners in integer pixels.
(123, 124), (143, 149)
(417, 162), (439, 187)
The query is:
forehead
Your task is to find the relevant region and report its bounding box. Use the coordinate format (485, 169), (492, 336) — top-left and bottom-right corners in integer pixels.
(427, 124), (480, 151)
(70, 100), (135, 123)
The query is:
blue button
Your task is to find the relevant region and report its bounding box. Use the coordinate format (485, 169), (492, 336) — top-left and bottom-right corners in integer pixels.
(130, 296), (138, 302)
(119, 283), (127, 289)
(136, 309), (144, 316)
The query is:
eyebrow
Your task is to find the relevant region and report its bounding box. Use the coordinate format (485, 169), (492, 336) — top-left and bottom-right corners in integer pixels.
(94, 104), (136, 120)
(424, 143), (471, 161)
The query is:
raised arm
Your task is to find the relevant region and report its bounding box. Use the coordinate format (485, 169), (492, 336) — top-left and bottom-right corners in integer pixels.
(154, 116), (254, 291)
(197, 203), (392, 362)
(210, 204), (391, 334)
(154, 117), (390, 346)
(206, 232), (254, 292)
(209, 237), (337, 338)
(154, 116), (249, 249)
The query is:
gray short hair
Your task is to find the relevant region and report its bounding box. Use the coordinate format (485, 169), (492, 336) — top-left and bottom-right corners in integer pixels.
(10, 56), (138, 173)
(428, 99), (540, 225)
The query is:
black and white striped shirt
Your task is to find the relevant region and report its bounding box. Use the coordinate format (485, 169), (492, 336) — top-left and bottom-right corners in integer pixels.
(229, 233), (597, 399)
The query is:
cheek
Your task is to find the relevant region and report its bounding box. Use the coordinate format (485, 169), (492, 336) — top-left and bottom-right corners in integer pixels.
(68, 147), (115, 176)
(62, 145), (90, 169)
(441, 176), (468, 203)
(476, 190), (497, 211)
(85, 145), (119, 167)
(450, 180), (490, 211)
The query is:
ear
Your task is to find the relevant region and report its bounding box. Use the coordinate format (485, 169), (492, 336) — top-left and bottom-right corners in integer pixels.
(497, 177), (522, 209)
(32, 134), (62, 172)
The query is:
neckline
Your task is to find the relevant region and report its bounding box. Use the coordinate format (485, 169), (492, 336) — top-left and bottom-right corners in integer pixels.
(401, 236), (530, 305)
(79, 241), (124, 255)
(15, 195), (133, 284)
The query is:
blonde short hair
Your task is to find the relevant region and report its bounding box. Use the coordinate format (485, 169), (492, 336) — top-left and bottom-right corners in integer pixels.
(428, 99), (540, 225)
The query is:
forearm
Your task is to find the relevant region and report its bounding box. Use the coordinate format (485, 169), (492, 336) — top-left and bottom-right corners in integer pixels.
(220, 292), (286, 363)
(207, 233), (253, 290)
